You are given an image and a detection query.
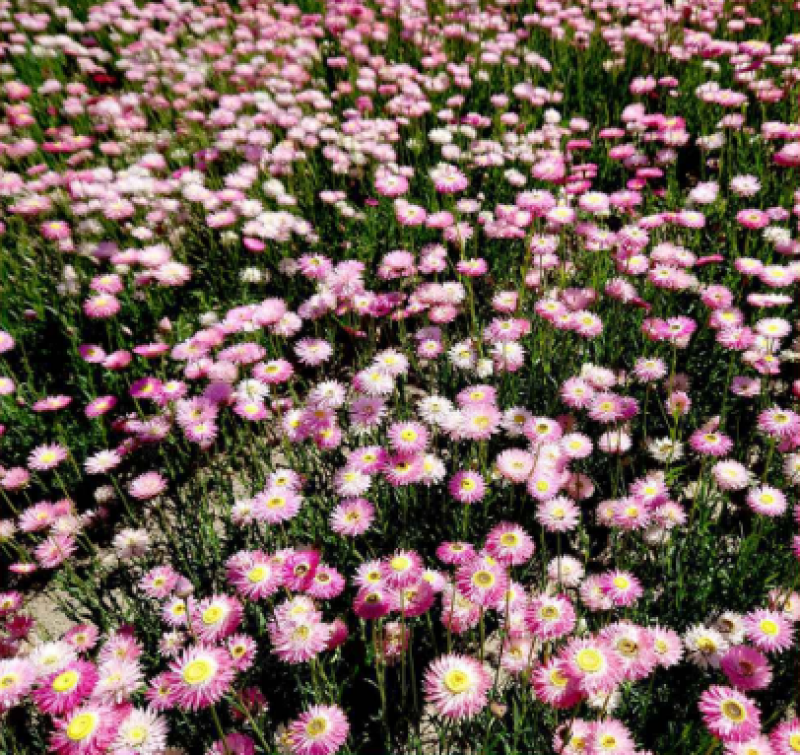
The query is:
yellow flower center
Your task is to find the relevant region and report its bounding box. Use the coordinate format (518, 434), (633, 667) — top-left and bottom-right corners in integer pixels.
(575, 648), (602, 673)
(67, 713), (98, 742)
(461, 478), (476, 491)
(696, 638), (717, 653)
(0, 673), (18, 688)
(52, 670), (79, 693)
(443, 669), (471, 693)
(202, 606), (224, 625)
(128, 726), (147, 745)
(472, 570), (496, 589)
(391, 556), (411, 572)
(267, 497), (286, 509)
(306, 717), (328, 737)
(182, 659), (213, 685)
(600, 735), (617, 749)
(721, 700), (746, 723)
(789, 733), (800, 751)
(550, 669), (568, 688)
(540, 605), (560, 620)
(617, 639), (638, 657)
(759, 619), (778, 636)
(612, 576), (629, 590)
(500, 533), (519, 547)
(400, 430), (417, 442)
(248, 566), (267, 583)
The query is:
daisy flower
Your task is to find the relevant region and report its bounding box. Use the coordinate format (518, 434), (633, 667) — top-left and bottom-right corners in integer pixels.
(383, 551), (424, 589)
(0, 658), (36, 710)
(769, 719), (800, 755)
(50, 704), (121, 755)
(525, 594), (576, 640)
(536, 497), (580, 532)
(330, 499), (375, 537)
(699, 685), (761, 743)
(32, 661), (98, 715)
(600, 571), (644, 607)
(112, 707), (169, 755)
(485, 522), (534, 565)
(271, 620), (331, 664)
(562, 638), (623, 696)
(388, 421), (429, 454)
(651, 627), (683, 668)
(685, 625), (729, 669)
(746, 486), (788, 517)
(28, 444), (68, 471)
(720, 646), (773, 691)
(423, 654), (490, 719)
(743, 610), (793, 653)
(455, 558), (508, 608)
(288, 704), (349, 755)
(168, 646), (235, 710)
(448, 471), (486, 505)
(531, 659), (584, 709)
(191, 596), (243, 643)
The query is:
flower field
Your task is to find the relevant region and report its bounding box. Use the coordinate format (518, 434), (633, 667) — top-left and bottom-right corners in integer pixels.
(0, 0), (799, 752)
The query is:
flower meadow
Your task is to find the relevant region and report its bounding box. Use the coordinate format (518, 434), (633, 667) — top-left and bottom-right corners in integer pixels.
(0, 0), (799, 754)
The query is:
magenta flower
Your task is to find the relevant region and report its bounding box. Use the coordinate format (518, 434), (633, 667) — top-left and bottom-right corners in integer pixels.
(424, 654), (490, 719)
(288, 704), (350, 755)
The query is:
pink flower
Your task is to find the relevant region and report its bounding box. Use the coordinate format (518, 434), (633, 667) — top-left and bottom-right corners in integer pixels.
(770, 719), (800, 755)
(83, 295), (121, 319)
(720, 646), (773, 691)
(330, 498), (375, 537)
(191, 596), (243, 643)
(525, 594), (576, 640)
(600, 571), (643, 607)
(448, 471), (486, 504)
(383, 550), (423, 589)
(455, 557), (508, 608)
(423, 654), (490, 719)
(168, 646), (235, 710)
(699, 685), (761, 743)
(27, 444), (68, 471)
(0, 658), (36, 710)
(561, 638), (623, 696)
(32, 662), (98, 715)
(743, 610), (793, 653)
(49, 703), (122, 755)
(128, 472), (167, 500)
(485, 522), (534, 565)
(690, 429), (734, 457)
(388, 421), (428, 454)
(270, 618), (331, 664)
(531, 658), (583, 709)
(226, 551), (281, 601)
(288, 704), (349, 755)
